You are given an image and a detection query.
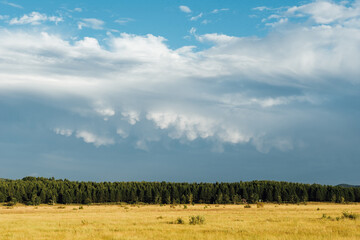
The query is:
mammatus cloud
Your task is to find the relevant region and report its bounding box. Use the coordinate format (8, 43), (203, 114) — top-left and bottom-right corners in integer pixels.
(146, 112), (250, 143)
(121, 111), (140, 125)
(54, 128), (114, 146)
(54, 128), (73, 137)
(9, 12), (63, 25)
(116, 128), (128, 138)
(96, 108), (115, 117)
(75, 131), (114, 147)
(0, 0), (359, 153)
(179, 5), (191, 13)
(78, 18), (104, 29)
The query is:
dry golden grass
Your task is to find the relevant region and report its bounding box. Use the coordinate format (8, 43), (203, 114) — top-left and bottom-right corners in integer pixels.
(0, 203), (359, 240)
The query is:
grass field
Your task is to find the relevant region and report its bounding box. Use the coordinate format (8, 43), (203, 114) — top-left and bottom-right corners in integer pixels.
(0, 203), (359, 240)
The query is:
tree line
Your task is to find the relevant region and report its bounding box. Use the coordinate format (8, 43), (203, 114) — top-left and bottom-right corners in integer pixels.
(0, 177), (359, 205)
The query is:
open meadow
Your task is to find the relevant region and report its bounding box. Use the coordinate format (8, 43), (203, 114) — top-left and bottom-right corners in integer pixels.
(0, 203), (359, 240)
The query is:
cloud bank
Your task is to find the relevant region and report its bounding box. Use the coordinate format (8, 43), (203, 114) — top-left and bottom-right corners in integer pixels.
(1, 0), (360, 153)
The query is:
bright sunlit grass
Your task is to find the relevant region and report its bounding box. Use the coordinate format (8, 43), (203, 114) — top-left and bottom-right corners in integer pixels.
(0, 203), (359, 240)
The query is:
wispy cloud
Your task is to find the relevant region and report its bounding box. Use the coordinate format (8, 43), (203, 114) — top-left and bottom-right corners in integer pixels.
(115, 18), (134, 25)
(0, 15), (9, 20)
(179, 5), (191, 13)
(201, 19), (210, 24)
(9, 12), (63, 25)
(253, 6), (271, 11)
(211, 8), (229, 14)
(74, 8), (82, 12)
(2, 1), (23, 9)
(78, 18), (104, 30)
(190, 12), (203, 21)
(265, 18), (288, 27)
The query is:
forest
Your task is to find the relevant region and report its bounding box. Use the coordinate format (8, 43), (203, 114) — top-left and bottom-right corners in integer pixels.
(0, 177), (359, 205)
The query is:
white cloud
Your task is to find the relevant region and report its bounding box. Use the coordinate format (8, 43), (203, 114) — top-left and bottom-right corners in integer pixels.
(211, 8), (229, 14)
(9, 12), (62, 25)
(115, 18), (134, 25)
(190, 13), (203, 21)
(179, 5), (191, 13)
(287, 0), (360, 24)
(78, 18), (104, 30)
(75, 130), (114, 147)
(54, 128), (73, 137)
(265, 18), (288, 27)
(196, 33), (235, 44)
(74, 8), (82, 12)
(253, 6), (271, 11)
(268, 14), (281, 20)
(0, 15), (9, 20)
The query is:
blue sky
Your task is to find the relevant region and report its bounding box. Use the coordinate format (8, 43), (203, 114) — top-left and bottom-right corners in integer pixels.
(0, 0), (359, 184)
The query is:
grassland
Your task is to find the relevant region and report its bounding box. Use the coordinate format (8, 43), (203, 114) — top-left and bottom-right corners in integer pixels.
(0, 203), (359, 240)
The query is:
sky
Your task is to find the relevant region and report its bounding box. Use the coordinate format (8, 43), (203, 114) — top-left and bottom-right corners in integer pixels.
(0, 0), (359, 185)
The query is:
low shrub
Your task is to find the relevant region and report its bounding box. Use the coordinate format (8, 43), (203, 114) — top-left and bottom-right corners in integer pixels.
(3, 201), (16, 207)
(176, 217), (185, 224)
(342, 211), (359, 220)
(321, 212), (359, 221)
(189, 215), (205, 225)
(244, 204), (251, 208)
